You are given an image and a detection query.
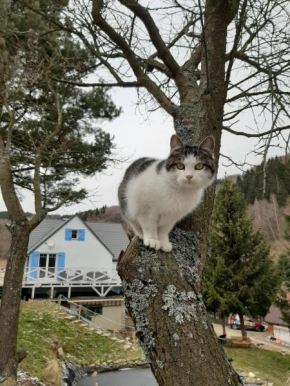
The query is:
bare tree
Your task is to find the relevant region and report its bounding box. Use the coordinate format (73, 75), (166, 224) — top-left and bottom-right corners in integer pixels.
(14, 0), (290, 385)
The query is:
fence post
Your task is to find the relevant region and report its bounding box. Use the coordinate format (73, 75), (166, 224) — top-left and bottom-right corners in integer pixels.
(78, 306), (81, 319)
(57, 295), (62, 309)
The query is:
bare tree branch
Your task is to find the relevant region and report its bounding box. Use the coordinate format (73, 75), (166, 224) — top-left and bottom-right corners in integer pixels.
(225, 0), (248, 88)
(91, 0), (178, 116)
(118, 0), (181, 78)
(51, 78), (142, 88)
(223, 124), (290, 138)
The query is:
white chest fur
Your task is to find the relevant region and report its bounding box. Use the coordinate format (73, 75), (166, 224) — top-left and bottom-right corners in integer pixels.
(124, 161), (205, 252)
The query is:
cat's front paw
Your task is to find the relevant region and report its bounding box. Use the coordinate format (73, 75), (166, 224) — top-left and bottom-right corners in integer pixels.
(143, 238), (161, 251)
(161, 241), (172, 253)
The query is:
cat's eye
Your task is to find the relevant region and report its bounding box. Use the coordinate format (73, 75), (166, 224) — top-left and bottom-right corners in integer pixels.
(195, 163), (204, 170)
(176, 163), (185, 170)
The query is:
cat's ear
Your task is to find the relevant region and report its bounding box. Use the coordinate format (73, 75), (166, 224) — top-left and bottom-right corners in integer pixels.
(199, 136), (215, 153)
(170, 135), (184, 153)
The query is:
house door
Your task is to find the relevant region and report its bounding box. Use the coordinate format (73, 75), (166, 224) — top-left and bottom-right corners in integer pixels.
(39, 254), (57, 279)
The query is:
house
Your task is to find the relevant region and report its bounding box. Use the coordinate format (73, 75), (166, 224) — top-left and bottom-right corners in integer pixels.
(265, 304), (290, 344)
(23, 215), (129, 300)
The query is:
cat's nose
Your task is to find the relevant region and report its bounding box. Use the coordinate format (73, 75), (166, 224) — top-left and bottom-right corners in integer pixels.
(186, 175), (193, 181)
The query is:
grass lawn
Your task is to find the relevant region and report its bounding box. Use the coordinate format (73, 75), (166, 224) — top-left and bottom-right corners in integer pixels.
(17, 302), (290, 385)
(225, 345), (290, 386)
(18, 302), (143, 379)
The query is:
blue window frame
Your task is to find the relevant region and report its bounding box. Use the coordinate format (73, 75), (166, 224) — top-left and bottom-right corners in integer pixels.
(65, 228), (85, 241)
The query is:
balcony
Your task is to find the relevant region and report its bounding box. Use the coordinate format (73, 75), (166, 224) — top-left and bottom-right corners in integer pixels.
(0, 267), (122, 298)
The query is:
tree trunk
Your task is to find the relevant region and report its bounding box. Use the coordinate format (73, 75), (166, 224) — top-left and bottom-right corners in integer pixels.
(0, 133), (31, 385)
(221, 314), (226, 336)
(117, 2), (242, 383)
(0, 221), (30, 385)
(238, 312), (247, 339)
(118, 234), (242, 386)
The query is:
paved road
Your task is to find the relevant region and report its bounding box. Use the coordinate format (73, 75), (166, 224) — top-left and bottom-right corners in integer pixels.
(79, 370), (157, 386)
(213, 323), (290, 354)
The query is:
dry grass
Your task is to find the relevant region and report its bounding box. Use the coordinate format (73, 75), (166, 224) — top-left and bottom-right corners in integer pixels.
(18, 302), (143, 380)
(248, 196), (290, 261)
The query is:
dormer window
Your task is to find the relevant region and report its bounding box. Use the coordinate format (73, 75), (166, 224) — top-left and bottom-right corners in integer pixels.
(71, 230), (78, 239)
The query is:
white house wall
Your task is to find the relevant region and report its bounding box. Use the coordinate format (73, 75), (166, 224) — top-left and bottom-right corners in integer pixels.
(31, 216), (114, 270)
(274, 325), (290, 344)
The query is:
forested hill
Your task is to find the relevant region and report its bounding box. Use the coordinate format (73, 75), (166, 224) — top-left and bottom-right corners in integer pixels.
(236, 156), (290, 207)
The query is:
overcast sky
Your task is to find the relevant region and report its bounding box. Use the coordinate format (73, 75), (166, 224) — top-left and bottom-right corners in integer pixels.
(0, 86), (286, 215)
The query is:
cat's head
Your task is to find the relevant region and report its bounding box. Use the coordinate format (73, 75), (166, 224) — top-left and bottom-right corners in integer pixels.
(166, 135), (216, 189)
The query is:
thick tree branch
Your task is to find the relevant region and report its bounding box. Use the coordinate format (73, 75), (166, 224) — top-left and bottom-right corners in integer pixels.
(149, 18), (196, 61)
(182, 44), (202, 71)
(91, 1), (177, 116)
(225, 0), (248, 88)
(118, 0), (181, 79)
(141, 58), (173, 77)
(0, 135), (27, 223)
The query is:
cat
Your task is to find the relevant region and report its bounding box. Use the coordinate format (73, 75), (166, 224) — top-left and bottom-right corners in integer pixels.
(118, 134), (216, 252)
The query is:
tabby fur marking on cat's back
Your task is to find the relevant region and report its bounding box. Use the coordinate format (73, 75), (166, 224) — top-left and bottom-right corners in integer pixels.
(118, 135), (216, 252)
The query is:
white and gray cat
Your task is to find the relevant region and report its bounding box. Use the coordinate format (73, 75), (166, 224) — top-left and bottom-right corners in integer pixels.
(118, 135), (216, 252)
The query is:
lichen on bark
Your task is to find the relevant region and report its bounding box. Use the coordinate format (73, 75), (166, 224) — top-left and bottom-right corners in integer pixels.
(122, 279), (158, 361)
(162, 285), (197, 324)
(117, 229), (242, 386)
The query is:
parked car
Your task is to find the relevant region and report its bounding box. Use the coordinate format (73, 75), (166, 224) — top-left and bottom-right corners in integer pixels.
(229, 316), (265, 332)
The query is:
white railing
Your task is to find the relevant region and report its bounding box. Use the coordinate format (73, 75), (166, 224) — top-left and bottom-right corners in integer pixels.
(0, 267), (121, 287)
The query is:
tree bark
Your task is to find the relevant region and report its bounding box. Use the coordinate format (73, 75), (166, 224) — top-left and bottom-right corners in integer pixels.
(116, 2), (242, 384)
(118, 233), (242, 386)
(238, 312), (247, 339)
(0, 118), (33, 384)
(173, 0), (236, 280)
(221, 314), (227, 336)
(0, 221), (30, 384)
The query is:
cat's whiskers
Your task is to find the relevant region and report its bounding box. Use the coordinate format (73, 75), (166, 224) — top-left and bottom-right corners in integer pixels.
(118, 134), (215, 252)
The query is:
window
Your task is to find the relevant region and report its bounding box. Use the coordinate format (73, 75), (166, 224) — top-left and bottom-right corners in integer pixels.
(65, 228), (85, 241)
(71, 230), (78, 239)
(87, 306), (103, 315)
(39, 254), (56, 278)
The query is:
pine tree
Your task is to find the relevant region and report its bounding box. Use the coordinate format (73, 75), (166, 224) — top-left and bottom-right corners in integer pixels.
(236, 157), (290, 207)
(277, 254), (290, 285)
(275, 223), (290, 327)
(203, 180), (276, 337)
(0, 1), (120, 380)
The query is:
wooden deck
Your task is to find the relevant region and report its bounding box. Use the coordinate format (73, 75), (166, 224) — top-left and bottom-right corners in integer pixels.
(0, 267), (122, 298)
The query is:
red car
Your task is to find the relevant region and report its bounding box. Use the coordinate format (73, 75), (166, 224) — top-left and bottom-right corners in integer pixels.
(229, 316), (265, 332)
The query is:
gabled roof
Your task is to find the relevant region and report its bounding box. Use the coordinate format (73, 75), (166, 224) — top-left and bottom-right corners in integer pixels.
(87, 222), (129, 261)
(28, 215), (129, 261)
(265, 304), (288, 326)
(28, 219), (64, 252)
